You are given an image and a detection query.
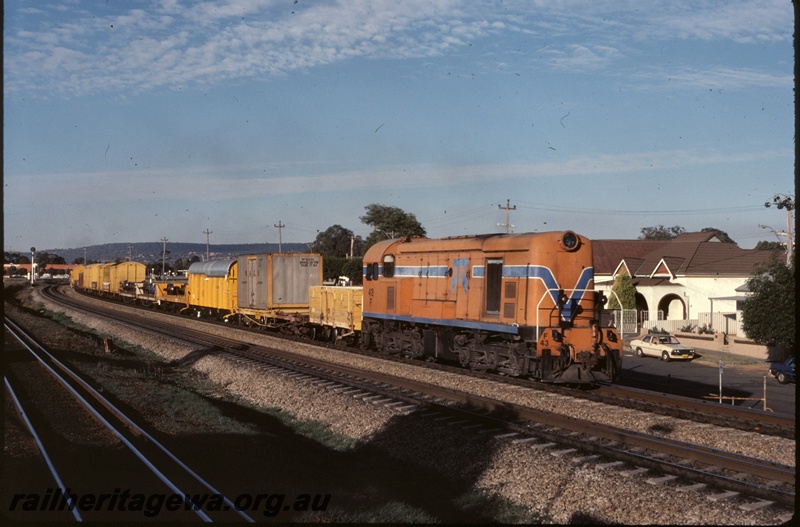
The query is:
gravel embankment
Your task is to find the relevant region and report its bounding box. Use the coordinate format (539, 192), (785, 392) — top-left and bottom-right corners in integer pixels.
(36, 289), (794, 524)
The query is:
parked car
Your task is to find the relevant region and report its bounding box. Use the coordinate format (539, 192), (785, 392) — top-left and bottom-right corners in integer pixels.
(630, 334), (695, 361)
(768, 357), (795, 384)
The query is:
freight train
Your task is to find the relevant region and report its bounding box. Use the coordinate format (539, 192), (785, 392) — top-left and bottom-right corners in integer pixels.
(69, 231), (622, 383)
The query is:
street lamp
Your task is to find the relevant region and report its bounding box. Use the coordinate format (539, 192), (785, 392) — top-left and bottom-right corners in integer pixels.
(764, 194), (795, 265)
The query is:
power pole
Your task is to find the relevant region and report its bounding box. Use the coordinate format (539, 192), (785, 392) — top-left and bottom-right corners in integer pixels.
(497, 199), (516, 234)
(203, 228), (212, 261)
(161, 237), (168, 277)
(274, 221), (284, 253)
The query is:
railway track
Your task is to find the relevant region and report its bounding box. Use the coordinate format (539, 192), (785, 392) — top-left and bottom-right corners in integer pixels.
(55, 284), (795, 440)
(35, 285), (797, 510)
(4, 316), (256, 523)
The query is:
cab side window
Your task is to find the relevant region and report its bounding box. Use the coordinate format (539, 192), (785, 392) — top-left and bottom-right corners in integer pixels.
(365, 263), (378, 281)
(382, 255), (395, 278)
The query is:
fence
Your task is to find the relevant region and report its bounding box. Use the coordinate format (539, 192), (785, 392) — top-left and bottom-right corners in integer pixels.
(640, 311), (740, 336)
(602, 309), (638, 336)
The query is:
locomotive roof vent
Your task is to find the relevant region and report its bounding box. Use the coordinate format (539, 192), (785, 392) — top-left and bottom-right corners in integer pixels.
(559, 231), (580, 252)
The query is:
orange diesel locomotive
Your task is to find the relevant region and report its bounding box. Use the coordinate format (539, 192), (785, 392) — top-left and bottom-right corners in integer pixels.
(360, 231), (622, 383)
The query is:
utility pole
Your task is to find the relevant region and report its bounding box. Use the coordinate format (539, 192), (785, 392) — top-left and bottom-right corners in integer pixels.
(497, 199), (516, 234)
(127, 243), (133, 262)
(765, 194), (795, 266)
(161, 237), (168, 277)
(274, 221), (284, 253)
(203, 228), (212, 261)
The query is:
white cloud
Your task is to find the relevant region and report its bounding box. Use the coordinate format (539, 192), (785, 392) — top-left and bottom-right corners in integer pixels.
(633, 66), (792, 91)
(8, 148), (788, 207)
(5, 0), (789, 97)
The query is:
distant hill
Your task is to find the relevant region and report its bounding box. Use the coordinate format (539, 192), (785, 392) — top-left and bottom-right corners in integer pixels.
(44, 242), (311, 265)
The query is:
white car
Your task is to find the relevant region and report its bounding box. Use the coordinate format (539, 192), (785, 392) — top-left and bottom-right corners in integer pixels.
(630, 334), (695, 361)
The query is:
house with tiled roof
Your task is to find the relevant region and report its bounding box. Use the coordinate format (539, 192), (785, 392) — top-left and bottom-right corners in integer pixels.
(594, 232), (776, 340)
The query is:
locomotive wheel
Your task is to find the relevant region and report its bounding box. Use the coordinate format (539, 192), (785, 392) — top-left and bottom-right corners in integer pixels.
(408, 330), (424, 358)
(458, 348), (471, 368)
(498, 350), (522, 377)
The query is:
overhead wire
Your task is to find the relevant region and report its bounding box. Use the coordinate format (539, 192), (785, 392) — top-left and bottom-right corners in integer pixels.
(513, 200), (763, 216)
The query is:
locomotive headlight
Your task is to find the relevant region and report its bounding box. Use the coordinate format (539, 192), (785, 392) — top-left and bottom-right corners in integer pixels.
(559, 231), (580, 251)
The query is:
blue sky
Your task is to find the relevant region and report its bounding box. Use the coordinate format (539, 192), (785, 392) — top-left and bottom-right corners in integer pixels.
(3, 0), (794, 253)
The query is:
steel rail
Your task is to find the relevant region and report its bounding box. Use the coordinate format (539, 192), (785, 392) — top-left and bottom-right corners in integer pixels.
(52, 284), (794, 439)
(4, 376), (83, 522)
(40, 286), (796, 505)
(4, 316), (255, 523)
(256, 350), (796, 505)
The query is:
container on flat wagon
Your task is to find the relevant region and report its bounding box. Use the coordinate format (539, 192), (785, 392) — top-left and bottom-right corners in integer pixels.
(237, 254), (322, 311)
(309, 286), (363, 332)
(187, 259), (238, 312)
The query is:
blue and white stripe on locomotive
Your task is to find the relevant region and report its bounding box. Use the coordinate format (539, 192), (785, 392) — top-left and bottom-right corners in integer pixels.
(364, 263), (594, 322)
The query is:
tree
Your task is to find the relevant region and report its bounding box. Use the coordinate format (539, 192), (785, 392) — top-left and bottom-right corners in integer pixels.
(360, 204), (426, 249)
(173, 255), (201, 271)
(700, 227), (737, 245)
(741, 255), (795, 349)
(755, 240), (786, 251)
(310, 225), (364, 258)
(607, 271), (636, 310)
(638, 225), (686, 240)
(4, 252), (30, 265)
(36, 252), (66, 265)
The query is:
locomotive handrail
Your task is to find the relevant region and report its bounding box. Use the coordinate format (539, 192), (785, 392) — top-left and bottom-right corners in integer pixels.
(534, 287), (597, 338)
(533, 288), (622, 338)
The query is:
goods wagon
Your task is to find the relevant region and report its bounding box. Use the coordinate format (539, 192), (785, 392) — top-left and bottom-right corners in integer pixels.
(70, 265), (86, 289)
(309, 285), (362, 343)
(110, 261), (147, 295)
(236, 253), (323, 328)
(361, 231), (621, 382)
(82, 262), (115, 293)
(185, 259), (238, 316)
(135, 279), (188, 308)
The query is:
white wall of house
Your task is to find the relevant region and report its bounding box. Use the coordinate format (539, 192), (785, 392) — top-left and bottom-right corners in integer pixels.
(597, 273), (749, 336)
